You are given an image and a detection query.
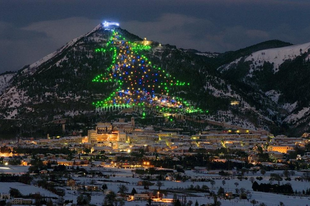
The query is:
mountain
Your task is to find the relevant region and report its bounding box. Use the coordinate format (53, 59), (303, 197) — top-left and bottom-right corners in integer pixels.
(1, 22), (310, 138)
(0, 72), (15, 94)
(218, 42), (310, 135)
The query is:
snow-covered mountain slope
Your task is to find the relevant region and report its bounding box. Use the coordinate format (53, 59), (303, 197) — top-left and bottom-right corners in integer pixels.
(245, 42), (310, 72)
(196, 52), (219, 58)
(0, 72), (15, 94)
(0, 24), (110, 122)
(2, 22), (310, 136)
(284, 107), (310, 124)
(22, 24), (104, 76)
(217, 40), (310, 135)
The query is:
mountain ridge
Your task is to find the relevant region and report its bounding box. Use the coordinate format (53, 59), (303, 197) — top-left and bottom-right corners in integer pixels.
(1, 23), (310, 138)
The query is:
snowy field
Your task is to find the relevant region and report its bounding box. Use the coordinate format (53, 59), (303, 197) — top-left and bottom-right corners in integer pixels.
(65, 167), (310, 206)
(0, 182), (58, 198)
(0, 165), (29, 174)
(1, 167), (310, 206)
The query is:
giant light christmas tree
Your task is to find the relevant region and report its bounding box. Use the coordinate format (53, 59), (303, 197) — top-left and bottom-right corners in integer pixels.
(92, 21), (205, 115)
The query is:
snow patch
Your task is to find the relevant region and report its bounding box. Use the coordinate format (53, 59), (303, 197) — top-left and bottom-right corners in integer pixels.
(22, 24), (104, 75)
(306, 53), (310, 61)
(284, 107), (310, 124)
(0, 85), (30, 119)
(265, 90), (281, 103)
(245, 42), (310, 72)
(0, 73), (15, 94)
(0, 182), (58, 197)
(196, 52), (219, 58)
(218, 57), (242, 72)
(6, 108), (18, 119)
(282, 101), (297, 113)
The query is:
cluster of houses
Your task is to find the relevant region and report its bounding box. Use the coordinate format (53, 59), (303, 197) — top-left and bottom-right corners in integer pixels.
(1, 118), (310, 205)
(1, 118), (310, 168)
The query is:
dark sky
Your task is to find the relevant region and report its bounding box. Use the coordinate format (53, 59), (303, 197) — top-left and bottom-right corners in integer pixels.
(1, 0), (310, 73)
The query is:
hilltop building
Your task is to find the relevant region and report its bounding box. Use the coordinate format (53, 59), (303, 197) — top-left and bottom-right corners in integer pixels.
(87, 118), (135, 148)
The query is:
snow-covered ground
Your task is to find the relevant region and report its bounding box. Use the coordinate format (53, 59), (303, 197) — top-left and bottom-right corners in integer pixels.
(0, 165), (29, 174)
(265, 90), (281, 104)
(245, 42), (310, 72)
(196, 52), (219, 58)
(284, 107), (310, 124)
(23, 24), (104, 76)
(0, 182), (58, 198)
(1, 166), (310, 206)
(218, 57), (242, 72)
(65, 167), (310, 206)
(0, 72), (15, 93)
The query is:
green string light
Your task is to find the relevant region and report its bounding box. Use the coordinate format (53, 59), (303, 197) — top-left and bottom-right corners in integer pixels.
(91, 30), (206, 115)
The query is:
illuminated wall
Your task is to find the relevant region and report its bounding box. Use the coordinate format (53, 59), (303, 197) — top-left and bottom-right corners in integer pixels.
(267, 145), (294, 154)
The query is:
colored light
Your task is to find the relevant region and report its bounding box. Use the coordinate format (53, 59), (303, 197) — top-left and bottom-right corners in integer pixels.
(92, 29), (206, 114)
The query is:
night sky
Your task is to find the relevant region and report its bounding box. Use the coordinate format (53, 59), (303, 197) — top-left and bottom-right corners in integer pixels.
(1, 0), (310, 73)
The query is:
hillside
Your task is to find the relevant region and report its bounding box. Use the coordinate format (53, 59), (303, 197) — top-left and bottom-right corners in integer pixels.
(0, 72), (15, 94)
(219, 42), (310, 135)
(1, 22), (310, 137)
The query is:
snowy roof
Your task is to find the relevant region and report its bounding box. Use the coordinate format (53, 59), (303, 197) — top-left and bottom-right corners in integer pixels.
(0, 166), (29, 174)
(0, 182), (58, 197)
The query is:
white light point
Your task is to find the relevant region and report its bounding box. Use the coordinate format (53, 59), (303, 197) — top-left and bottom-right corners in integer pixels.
(103, 21), (120, 28)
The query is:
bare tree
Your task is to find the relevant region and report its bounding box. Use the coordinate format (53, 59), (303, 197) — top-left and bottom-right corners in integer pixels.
(250, 199), (258, 206)
(210, 180), (215, 189)
(104, 191), (116, 206)
(118, 185), (128, 196)
(260, 169), (266, 176)
(156, 181), (164, 191)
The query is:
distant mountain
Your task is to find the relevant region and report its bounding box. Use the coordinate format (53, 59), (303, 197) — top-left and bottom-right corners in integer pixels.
(218, 42), (310, 135)
(1, 22), (310, 138)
